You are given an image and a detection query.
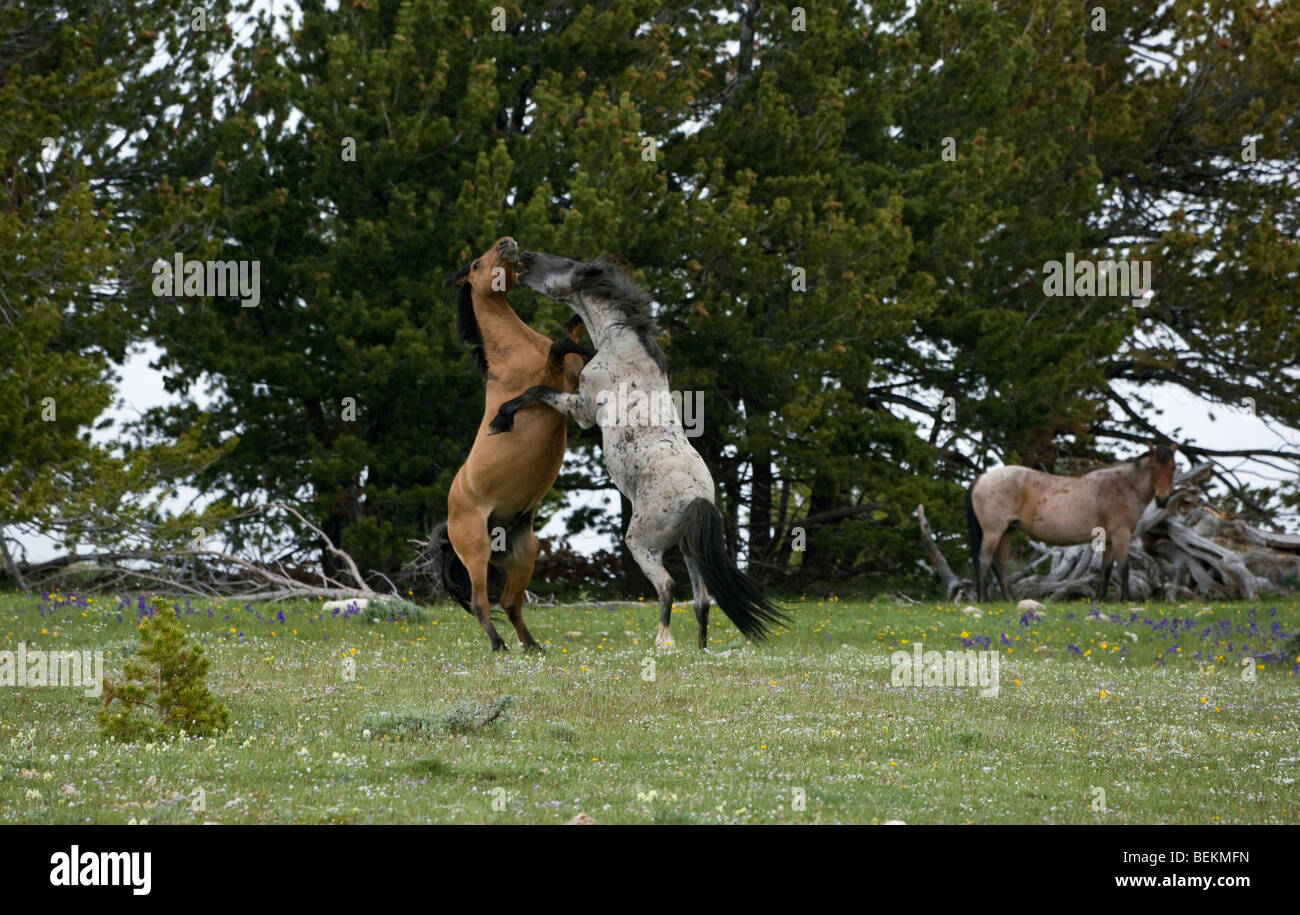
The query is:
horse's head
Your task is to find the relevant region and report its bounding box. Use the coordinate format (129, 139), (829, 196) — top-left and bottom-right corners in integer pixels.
(514, 250), (592, 313)
(447, 236), (519, 299)
(1148, 442), (1179, 507)
(517, 251), (648, 330)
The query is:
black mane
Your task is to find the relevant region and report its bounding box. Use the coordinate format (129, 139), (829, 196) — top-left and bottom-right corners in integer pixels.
(573, 257), (667, 373)
(448, 262), (488, 374)
(1118, 444), (1175, 466)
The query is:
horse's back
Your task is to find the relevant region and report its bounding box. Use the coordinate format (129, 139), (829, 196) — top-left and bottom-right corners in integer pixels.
(971, 465), (1040, 512)
(973, 464), (1102, 545)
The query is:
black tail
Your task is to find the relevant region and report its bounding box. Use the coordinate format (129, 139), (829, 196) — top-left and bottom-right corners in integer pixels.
(430, 522), (504, 613)
(965, 482), (982, 579)
(681, 498), (789, 641)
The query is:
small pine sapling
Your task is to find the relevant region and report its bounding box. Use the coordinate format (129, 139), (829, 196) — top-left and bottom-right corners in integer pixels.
(99, 600), (231, 741)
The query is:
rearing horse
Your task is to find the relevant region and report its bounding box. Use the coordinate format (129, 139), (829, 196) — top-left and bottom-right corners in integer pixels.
(487, 251), (789, 650)
(432, 237), (592, 651)
(967, 443), (1179, 603)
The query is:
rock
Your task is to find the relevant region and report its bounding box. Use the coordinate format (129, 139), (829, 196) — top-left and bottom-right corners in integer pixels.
(961, 605), (983, 618)
(564, 631), (583, 638)
(322, 598), (368, 611)
(1017, 599), (1045, 611)
(882, 819), (907, 825)
(566, 813), (597, 825)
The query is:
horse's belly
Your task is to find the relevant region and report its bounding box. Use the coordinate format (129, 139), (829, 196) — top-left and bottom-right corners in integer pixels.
(462, 413), (567, 511)
(1019, 511), (1098, 546)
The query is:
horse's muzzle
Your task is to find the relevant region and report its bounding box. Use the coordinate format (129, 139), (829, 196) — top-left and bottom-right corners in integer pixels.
(1156, 496), (1169, 508)
(498, 237), (519, 263)
(517, 250), (534, 272)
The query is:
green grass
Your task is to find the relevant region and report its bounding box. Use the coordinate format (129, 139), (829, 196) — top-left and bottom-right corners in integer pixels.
(1, 590), (1297, 823)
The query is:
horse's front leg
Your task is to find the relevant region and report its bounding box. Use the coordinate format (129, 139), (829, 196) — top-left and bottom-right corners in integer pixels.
(488, 385), (597, 433)
(546, 335), (596, 374)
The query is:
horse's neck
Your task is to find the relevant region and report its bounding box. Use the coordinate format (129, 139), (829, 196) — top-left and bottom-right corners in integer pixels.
(591, 324), (664, 381)
(473, 292), (540, 352)
(592, 319), (626, 350)
(1105, 460), (1153, 499)
(585, 312), (620, 350)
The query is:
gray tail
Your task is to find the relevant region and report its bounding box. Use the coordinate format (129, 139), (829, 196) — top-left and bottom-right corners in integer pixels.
(681, 498), (789, 641)
(966, 483), (982, 578)
(430, 521), (504, 613)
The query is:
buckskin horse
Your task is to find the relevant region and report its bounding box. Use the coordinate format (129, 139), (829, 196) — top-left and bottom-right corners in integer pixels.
(487, 251), (789, 650)
(967, 443), (1179, 603)
(431, 237), (593, 651)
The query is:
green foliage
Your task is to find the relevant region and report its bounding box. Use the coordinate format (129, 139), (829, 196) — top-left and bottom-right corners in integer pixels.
(10, 0), (1299, 596)
(358, 598), (432, 624)
(362, 695), (515, 740)
(0, 0), (241, 565)
(544, 720), (577, 743)
(98, 602), (231, 742)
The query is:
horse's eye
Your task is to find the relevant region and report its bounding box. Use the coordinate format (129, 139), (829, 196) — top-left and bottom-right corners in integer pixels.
(473, 261), (480, 270)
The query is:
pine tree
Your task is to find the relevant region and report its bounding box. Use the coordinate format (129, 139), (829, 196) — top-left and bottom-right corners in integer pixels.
(99, 602), (231, 741)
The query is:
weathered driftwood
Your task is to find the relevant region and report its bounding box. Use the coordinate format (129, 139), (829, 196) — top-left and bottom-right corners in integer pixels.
(915, 504), (969, 601)
(7, 503), (395, 602)
(918, 461), (1300, 601)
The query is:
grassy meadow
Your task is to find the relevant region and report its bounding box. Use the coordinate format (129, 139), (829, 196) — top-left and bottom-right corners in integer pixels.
(1, 590), (1297, 824)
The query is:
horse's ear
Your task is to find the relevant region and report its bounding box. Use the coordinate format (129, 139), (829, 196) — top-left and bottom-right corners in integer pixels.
(444, 263), (471, 289)
(1169, 442), (1178, 452)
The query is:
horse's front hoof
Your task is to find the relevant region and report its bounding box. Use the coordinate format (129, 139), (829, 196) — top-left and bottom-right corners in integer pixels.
(655, 624), (675, 650)
(487, 413), (512, 435)
(523, 642), (544, 654)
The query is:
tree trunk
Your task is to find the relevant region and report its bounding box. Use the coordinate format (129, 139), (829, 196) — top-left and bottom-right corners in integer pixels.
(748, 451), (772, 579)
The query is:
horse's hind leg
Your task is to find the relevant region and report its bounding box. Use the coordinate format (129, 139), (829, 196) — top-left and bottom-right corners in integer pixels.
(626, 521), (675, 650)
(498, 531), (544, 651)
(447, 504), (508, 651)
(993, 533), (1014, 601)
(683, 553), (711, 650)
(978, 528), (1002, 603)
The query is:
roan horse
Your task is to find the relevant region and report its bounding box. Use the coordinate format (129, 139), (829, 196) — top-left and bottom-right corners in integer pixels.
(967, 443), (1179, 603)
(431, 237), (593, 651)
(487, 251), (789, 649)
